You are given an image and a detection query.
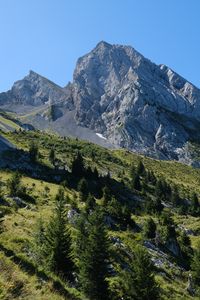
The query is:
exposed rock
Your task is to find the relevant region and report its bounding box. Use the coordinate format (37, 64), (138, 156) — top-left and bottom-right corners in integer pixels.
(9, 196), (27, 208)
(1, 41), (200, 162)
(72, 42), (200, 161)
(67, 209), (79, 224)
(0, 71), (70, 107)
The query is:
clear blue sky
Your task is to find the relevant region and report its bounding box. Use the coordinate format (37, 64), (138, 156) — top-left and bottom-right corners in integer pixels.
(0, 0), (200, 91)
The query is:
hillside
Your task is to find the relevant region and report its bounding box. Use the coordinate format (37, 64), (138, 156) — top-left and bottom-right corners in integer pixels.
(0, 130), (200, 299)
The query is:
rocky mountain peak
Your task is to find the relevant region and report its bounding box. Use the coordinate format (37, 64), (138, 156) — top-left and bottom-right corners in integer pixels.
(71, 42), (200, 161)
(94, 40), (113, 50)
(1, 41), (200, 163)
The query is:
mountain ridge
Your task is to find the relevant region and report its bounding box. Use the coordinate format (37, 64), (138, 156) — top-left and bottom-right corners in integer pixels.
(1, 41), (200, 164)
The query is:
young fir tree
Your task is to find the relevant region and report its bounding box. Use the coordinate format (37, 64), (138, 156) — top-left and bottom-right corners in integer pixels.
(71, 152), (85, 177)
(155, 179), (164, 199)
(85, 193), (96, 213)
(102, 186), (112, 206)
(190, 193), (200, 216)
(136, 160), (145, 176)
(29, 142), (39, 163)
(132, 174), (141, 191)
(43, 188), (74, 279)
(33, 218), (46, 264)
(171, 186), (181, 207)
(49, 148), (55, 166)
(154, 197), (164, 214)
(178, 231), (192, 268)
(129, 163), (135, 179)
(77, 178), (89, 201)
(7, 172), (22, 196)
(119, 245), (159, 300)
(0, 214), (4, 233)
(76, 209), (110, 300)
(143, 217), (157, 239)
(191, 242), (200, 286)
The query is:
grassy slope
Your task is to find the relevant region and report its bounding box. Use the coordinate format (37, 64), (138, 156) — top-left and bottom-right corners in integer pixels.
(0, 130), (200, 299)
(115, 149), (200, 196)
(3, 130), (200, 196)
(0, 112), (23, 132)
(0, 171), (81, 300)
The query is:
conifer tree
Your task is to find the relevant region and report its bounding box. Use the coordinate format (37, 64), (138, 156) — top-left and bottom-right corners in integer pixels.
(78, 178), (89, 201)
(155, 179), (164, 198)
(49, 148), (55, 166)
(76, 209), (110, 300)
(119, 245), (159, 300)
(29, 142), (39, 163)
(191, 242), (200, 286)
(93, 167), (99, 179)
(43, 188), (74, 279)
(129, 163), (135, 179)
(85, 193), (96, 213)
(190, 193), (200, 216)
(71, 152), (85, 177)
(143, 217), (157, 239)
(33, 218), (46, 264)
(136, 160), (145, 176)
(178, 231), (192, 268)
(102, 186), (112, 206)
(171, 186), (181, 206)
(133, 174), (141, 191)
(7, 172), (22, 196)
(154, 197), (164, 214)
(0, 216), (4, 234)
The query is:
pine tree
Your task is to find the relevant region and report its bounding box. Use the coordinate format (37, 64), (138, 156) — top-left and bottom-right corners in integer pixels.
(129, 163), (135, 179)
(155, 179), (164, 198)
(78, 178), (89, 201)
(29, 142), (39, 163)
(178, 231), (192, 268)
(154, 197), (164, 214)
(7, 172), (22, 196)
(76, 209), (110, 300)
(85, 193), (96, 213)
(0, 216), (4, 234)
(71, 152), (85, 177)
(190, 193), (200, 216)
(171, 186), (181, 206)
(93, 167), (99, 179)
(133, 174), (141, 191)
(191, 242), (200, 286)
(119, 245), (159, 300)
(136, 161), (145, 176)
(33, 218), (46, 264)
(143, 217), (157, 239)
(102, 186), (112, 206)
(43, 188), (74, 279)
(49, 148), (55, 166)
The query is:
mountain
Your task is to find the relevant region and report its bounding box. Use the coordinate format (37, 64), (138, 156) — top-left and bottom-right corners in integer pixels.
(1, 41), (200, 163)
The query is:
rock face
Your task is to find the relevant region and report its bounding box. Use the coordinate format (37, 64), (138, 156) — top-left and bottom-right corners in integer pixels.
(0, 71), (69, 107)
(72, 41), (200, 160)
(1, 41), (200, 162)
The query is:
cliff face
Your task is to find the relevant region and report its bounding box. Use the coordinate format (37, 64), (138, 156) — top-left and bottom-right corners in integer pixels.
(71, 41), (200, 160)
(1, 41), (200, 162)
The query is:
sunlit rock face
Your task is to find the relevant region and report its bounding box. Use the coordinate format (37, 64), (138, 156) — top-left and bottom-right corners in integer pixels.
(71, 41), (200, 160)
